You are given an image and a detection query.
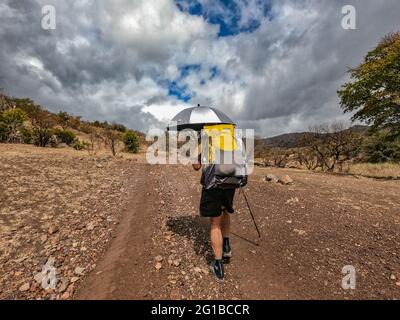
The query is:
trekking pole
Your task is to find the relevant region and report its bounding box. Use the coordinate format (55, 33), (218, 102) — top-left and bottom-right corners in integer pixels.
(240, 186), (261, 239)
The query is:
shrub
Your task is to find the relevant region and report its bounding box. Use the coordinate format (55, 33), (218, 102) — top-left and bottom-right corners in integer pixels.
(72, 139), (89, 151)
(0, 121), (7, 142)
(32, 127), (54, 147)
(57, 111), (71, 130)
(54, 128), (76, 146)
(0, 108), (27, 143)
(362, 131), (400, 163)
(19, 126), (33, 144)
(123, 130), (140, 153)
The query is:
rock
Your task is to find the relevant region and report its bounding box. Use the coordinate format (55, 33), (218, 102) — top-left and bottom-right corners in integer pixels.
(48, 226), (59, 235)
(34, 272), (45, 284)
(57, 143), (69, 148)
(396, 282), (400, 287)
(172, 259), (181, 267)
(66, 283), (75, 294)
(193, 267), (202, 273)
(96, 164), (103, 168)
(40, 234), (48, 243)
(74, 267), (85, 276)
(58, 277), (69, 293)
(30, 282), (39, 292)
(46, 256), (56, 266)
(265, 174), (279, 183)
(294, 229), (306, 236)
(60, 291), (70, 300)
(390, 274), (396, 280)
(154, 255), (163, 262)
(170, 288), (181, 300)
(279, 175), (293, 185)
(19, 283), (30, 292)
(70, 277), (79, 283)
(86, 221), (97, 231)
(286, 197), (299, 204)
(155, 262), (162, 270)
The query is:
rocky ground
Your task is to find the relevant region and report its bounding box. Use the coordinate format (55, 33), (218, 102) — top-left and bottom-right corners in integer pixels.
(1, 144), (399, 300)
(0, 144), (140, 299)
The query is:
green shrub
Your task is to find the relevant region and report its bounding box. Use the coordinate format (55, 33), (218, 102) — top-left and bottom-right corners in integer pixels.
(54, 128), (76, 145)
(362, 131), (400, 163)
(32, 127), (54, 147)
(123, 130), (140, 153)
(0, 108), (27, 142)
(19, 126), (33, 144)
(72, 139), (89, 151)
(0, 121), (7, 142)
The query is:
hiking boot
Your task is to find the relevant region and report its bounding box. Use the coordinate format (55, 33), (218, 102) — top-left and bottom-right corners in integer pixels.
(223, 238), (232, 263)
(209, 259), (224, 282)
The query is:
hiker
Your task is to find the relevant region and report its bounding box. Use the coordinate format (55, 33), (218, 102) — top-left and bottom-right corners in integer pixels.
(167, 106), (248, 281)
(191, 125), (247, 281)
(192, 159), (234, 281)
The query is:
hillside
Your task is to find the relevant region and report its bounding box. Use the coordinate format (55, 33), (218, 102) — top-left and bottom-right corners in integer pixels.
(0, 93), (145, 154)
(261, 125), (369, 149)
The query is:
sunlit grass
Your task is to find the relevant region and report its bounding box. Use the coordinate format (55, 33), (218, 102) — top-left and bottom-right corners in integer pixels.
(348, 163), (400, 178)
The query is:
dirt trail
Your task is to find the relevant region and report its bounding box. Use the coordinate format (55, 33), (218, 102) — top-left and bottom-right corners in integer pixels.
(77, 163), (157, 299)
(77, 163), (400, 300)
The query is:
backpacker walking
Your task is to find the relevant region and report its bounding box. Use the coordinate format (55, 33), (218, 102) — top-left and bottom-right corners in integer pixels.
(192, 125), (247, 281)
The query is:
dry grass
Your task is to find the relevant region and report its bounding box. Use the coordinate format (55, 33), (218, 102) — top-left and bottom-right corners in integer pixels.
(348, 162), (400, 178)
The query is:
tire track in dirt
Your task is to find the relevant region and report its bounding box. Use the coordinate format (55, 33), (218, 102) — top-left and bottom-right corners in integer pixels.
(77, 163), (158, 299)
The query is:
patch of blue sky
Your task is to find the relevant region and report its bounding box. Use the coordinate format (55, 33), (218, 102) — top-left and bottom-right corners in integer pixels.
(179, 64), (201, 78)
(209, 66), (220, 80)
(166, 81), (195, 102)
(175, 0), (272, 37)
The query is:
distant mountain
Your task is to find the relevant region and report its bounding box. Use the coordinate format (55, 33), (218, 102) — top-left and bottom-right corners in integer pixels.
(261, 125), (369, 149)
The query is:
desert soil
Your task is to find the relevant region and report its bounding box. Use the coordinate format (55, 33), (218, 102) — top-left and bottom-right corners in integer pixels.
(0, 144), (399, 300)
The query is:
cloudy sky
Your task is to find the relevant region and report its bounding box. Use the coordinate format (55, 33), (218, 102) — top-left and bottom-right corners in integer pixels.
(1, 0), (399, 137)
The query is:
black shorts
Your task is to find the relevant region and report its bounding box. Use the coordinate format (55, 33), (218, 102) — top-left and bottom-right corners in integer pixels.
(200, 188), (236, 217)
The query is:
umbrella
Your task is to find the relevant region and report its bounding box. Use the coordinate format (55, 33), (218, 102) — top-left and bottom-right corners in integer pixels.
(167, 104), (235, 131)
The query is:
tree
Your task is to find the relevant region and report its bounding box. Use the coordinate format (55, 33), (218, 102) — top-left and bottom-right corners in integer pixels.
(0, 92), (15, 112)
(57, 111), (71, 130)
(30, 109), (55, 147)
(99, 128), (121, 156)
(123, 130), (140, 153)
(301, 122), (363, 172)
(338, 32), (400, 138)
(0, 108), (27, 143)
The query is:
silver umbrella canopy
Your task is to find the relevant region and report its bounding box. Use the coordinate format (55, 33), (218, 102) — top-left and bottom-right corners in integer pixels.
(167, 105), (235, 131)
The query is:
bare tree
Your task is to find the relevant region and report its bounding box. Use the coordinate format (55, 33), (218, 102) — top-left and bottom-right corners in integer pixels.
(302, 122), (363, 172)
(99, 128), (121, 156)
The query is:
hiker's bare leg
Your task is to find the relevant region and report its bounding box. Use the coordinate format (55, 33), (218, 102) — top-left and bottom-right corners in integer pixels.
(210, 215), (223, 260)
(221, 210), (230, 238)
